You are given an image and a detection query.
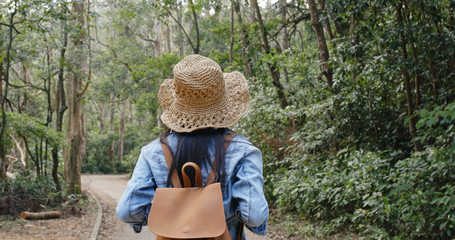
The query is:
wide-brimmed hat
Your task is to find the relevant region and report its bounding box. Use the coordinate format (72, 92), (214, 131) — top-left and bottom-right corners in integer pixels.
(158, 54), (250, 133)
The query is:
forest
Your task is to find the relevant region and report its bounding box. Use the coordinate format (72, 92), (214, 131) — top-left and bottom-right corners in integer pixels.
(1, 0), (454, 239)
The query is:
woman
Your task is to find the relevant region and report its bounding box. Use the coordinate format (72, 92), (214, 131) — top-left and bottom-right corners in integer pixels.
(116, 54), (268, 239)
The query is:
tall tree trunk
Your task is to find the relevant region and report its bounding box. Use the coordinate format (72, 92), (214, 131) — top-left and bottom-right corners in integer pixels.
(280, 0), (290, 50)
(318, 0), (334, 41)
(229, 1), (234, 67)
(154, 20), (162, 57)
(65, 1), (86, 194)
(0, 61), (4, 181)
(218, 6), (224, 23)
(19, 63), (31, 113)
(247, 0), (256, 23)
(233, 0), (254, 78)
(0, 3), (17, 180)
(307, 0), (334, 91)
(396, 3), (421, 152)
(109, 95), (115, 172)
(177, 5), (184, 57)
(43, 48), (53, 178)
(80, 112), (87, 164)
(165, 16), (171, 53)
(187, 0), (200, 54)
(52, 8), (68, 191)
(118, 101), (125, 162)
(401, 0), (422, 111)
(93, 101), (105, 133)
(280, 0), (289, 83)
(251, 0), (289, 108)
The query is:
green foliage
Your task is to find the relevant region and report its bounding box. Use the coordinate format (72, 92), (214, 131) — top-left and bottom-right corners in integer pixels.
(4, 112), (61, 147)
(83, 130), (111, 173)
(0, 172), (72, 216)
(273, 146), (455, 239)
(416, 102), (455, 147)
(3, 0), (455, 239)
(271, 101), (455, 239)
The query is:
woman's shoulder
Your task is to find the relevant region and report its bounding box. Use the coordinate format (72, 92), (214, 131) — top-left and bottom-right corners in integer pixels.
(140, 138), (163, 155)
(230, 134), (250, 144)
(229, 134), (260, 153)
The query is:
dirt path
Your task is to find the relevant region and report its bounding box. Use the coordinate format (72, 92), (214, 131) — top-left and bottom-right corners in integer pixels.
(82, 174), (271, 240)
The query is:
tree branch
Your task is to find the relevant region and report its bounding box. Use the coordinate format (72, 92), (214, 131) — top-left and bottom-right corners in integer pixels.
(136, 33), (158, 44)
(165, 9), (196, 53)
(271, 13), (310, 38)
(94, 21), (133, 75)
(0, 22), (20, 34)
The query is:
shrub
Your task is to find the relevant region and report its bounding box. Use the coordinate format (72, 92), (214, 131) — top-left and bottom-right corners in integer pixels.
(0, 172), (70, 216)
(272, 101), (455, 239)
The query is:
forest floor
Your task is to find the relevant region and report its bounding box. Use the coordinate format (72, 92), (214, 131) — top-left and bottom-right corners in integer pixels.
(0, 193), (97, 240)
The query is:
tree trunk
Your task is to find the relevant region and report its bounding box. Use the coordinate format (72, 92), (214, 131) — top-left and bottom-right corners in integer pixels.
(43, 49), (53, 178)
(280, 0), (290, 50)
(11, 136), (26, 167)
(0, 4), (17, 181)
(280, 0), (289, 83)
(154, 20), (162, 57)
(109, 96), (115, 172)
(80, 112), (87, 164)
(307, 0), (334, 91)
(318, 0), (334, 41)
(187, 0), (200, 54)
(19, 63), (31, 113)
(233, 0), (254, 78)
(0, 62), (4, 181)
(118, 101), (125, 162)
(65, 1), (86, 194)
(177, 5), (184, 57)
(396, 3), (421, 152)
(165, 16), (171, 53)
(247, 0), (256, 23)
(22, 135), (39, 176)
(229, 1), (234, 67)
(52, 8), (68, 191)
(251, 0), (288, 108)
(93, 101), (105, 133)
(20, 211), (61, 220)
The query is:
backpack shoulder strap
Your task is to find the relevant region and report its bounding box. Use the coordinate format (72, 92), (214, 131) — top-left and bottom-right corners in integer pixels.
(160, 137), (182, 188)
(207, 134), (236, 185)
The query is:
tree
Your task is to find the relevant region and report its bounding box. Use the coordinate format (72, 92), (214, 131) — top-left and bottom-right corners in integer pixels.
(306, 0), (333, 91)
(0, 0), (19, 180)
(251, 0), (289, 108)
(64, 0), (88, 194)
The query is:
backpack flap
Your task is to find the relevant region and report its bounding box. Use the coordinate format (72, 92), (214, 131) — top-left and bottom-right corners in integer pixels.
(148, 182), (226, 238)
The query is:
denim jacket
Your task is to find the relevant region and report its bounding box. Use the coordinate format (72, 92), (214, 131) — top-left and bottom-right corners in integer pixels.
(116, 133), (269, 238)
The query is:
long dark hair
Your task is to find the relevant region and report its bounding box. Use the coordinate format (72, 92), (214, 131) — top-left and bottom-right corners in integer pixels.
(160, 128), (229, 187)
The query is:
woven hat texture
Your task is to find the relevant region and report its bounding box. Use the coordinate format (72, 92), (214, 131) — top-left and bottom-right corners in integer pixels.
(159, 54), (250, 133)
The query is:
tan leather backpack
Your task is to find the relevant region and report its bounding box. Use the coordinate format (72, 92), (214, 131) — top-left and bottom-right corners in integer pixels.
(148, 135), (243, 240)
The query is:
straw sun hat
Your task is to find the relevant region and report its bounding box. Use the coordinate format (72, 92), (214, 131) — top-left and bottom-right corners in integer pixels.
(158, 54), (250, 133)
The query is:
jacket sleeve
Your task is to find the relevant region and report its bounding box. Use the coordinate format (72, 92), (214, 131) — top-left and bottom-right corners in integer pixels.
(116, 148), (156, 230)
(231, 144), (269, 235)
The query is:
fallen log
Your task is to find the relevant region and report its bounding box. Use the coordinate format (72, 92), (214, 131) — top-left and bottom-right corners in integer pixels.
(20, 211), (61, 220)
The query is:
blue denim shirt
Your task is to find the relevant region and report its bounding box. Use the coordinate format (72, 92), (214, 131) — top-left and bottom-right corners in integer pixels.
(116, 133), (269, 238)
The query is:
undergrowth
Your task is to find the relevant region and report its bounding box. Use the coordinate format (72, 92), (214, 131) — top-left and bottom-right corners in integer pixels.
(0, 172), (83, 216)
